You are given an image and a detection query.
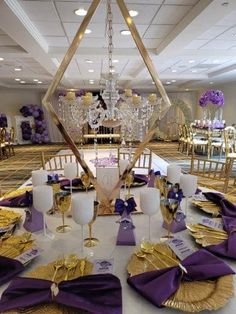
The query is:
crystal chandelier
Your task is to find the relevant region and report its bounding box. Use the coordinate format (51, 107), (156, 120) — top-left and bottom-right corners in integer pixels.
(58, 0), (162, 144)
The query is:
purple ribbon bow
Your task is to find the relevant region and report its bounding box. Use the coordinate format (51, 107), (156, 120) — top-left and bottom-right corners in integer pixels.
(127, 249), (234, 307)
(0, 191), (32, 208)
(203, 192), (236, 217)
(114, 197), (136, 215)
(0, 274), (122, 314)
(206, 216), (236, 259)
(0, 256), (24, 286)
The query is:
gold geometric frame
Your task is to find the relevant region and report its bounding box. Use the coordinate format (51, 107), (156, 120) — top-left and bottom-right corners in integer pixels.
(42, 0), (172, 204)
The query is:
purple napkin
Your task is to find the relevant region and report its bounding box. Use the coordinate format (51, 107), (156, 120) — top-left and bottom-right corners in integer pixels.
(0, 256), (24, 286)
(127, 249), (234, 307)
(203, 192), (236, 217)
(0, 274), (122, 314)
(0, 191), (32, 208)
(206, 216), (236, 259)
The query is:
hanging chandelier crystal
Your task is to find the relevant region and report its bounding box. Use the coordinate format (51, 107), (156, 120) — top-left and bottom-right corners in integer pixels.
(58, 0), (162, 144)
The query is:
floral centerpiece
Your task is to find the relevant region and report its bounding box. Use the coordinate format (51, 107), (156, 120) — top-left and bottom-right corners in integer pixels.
(198, 90), (224, 126)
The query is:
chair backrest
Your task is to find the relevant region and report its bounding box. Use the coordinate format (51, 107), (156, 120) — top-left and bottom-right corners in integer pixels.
(96, 167), (120, 201)
(41, 152), (80, 172)
(0, 128), (6, 144)
(224, 126), (236, 156)
(9, 127), (15, 143)
(190, 155), (234, 193)
(118, 147), (152, 175)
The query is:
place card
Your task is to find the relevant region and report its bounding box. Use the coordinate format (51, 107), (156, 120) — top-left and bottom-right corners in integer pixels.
(200, 217), (224, 230)
(168, 237), (195, 260)
(192, 194), (208, 202)
(92, 258), (114, 274)
(15, 246), (42, 265)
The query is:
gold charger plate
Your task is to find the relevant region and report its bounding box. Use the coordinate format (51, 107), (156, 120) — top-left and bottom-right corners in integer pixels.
(192, 194), (236, 217)
(0, 209), (21, 229)
(187, 221), (228, 247)
(2, 187), (32, 199)
(6, 256), (93, 314)
(127, 242), (234, 312)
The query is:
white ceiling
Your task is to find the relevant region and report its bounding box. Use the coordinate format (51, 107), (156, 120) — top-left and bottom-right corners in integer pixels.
(1, 0), (236, 92)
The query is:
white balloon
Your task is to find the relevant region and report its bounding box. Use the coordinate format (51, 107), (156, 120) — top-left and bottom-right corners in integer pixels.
(140, 188), (160, 216)
(33, 185), (53, 213)
(72, 195), (94, 226)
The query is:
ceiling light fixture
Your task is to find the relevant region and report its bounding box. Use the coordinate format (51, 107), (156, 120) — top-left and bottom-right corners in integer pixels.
(171, 69), (177, 73)
(112, 59), (119, 63)
(171, 79), (176, 83)
(20, 81), (26, 84)
(188, 60), (195, 63)
(14, 67), (22, 71)
(33, 79), (38, 82)
(210, 81), (214, 84)
(129, 10), (139, 17)
(166, 81), (171, 85)
(85, 59), (93, 63)
(74, 8), (87, 16)
(191, 69), (197, 73)
(120, 30), (131, 35)
(37, 81), (42, 84)
(85, 29), (92, 34)
(0, 57), (4, 61)
(88, 69), (94, 73)
(185, 88), (189, 91)
(15, 78), (21, 81)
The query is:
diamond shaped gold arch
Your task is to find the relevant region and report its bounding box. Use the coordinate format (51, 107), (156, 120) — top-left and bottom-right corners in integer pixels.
(42, 0), (172, 204)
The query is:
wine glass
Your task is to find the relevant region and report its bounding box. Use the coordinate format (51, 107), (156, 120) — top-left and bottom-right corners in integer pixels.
(140, 188), (160, 241)
(32, 170), (48, 186)
(33, 185), (54, 241)
(180, 174), (198, 219)
(160, 198), (179, 241)
(84, 202), (99, 247)
(80, 171), (90, 193)
(125, 170), (134, 198)
(72, 195), (94, 252)
(64, 162), (78, 195)
(55, 191), (72, 233)
(167, 164), (182, 185)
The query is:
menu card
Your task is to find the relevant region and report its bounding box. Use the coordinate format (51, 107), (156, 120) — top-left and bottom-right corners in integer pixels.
(168, 237), (195, 260)
(200, 217), (224, 230)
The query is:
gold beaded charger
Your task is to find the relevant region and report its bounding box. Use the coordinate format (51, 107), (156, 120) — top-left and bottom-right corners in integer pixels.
(127, 242), (234, 312)
(0, 209), (21, 230)
(5, 256), (93, 314)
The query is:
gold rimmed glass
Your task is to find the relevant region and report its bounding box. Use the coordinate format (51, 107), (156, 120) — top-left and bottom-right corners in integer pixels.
(80, 171), (91, 193)
(55, 192), (72, 233)
(84, 202), (99, 247)
(160, 198), (179, 241)
(125, 170), (134, 198)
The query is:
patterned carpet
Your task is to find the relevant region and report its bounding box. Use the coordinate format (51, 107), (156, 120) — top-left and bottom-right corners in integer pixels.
(0, 141), (235, 196)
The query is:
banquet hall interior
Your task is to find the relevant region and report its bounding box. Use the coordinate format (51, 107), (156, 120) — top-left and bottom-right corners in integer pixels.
(1, 0), (236, 313)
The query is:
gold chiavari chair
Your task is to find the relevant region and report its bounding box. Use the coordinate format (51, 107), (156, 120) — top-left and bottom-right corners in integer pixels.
(177, 124), (185, 152)
(190, 125), (210, 158)
(41, 152), (80, 172)
(0, 128), (8, 160)
(190, 154), (235, 193)
(223, 126), (236, 158)
(5, 127), (15, 156)
(118, 147), (152, 175)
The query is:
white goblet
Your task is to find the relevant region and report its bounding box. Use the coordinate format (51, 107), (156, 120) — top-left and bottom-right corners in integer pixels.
(167, 164), (181, 184)
(140, 188), (160, 241)
(180, 174), (198, 216)
(119, 159), (129, 175)
(64, 162), (78, 195)
(32, 170), (48, 187)
(33, 185), (54, 240)
(72, 195), (94, 252)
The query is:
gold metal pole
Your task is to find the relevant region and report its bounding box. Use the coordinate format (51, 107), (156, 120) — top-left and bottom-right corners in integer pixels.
(42, 0), (101, 183)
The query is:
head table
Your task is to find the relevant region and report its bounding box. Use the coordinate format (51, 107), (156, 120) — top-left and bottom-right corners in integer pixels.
(0, 184), (236, 314)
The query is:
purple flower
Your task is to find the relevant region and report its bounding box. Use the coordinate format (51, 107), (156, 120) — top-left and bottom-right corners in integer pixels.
(199, 90), (224, 107)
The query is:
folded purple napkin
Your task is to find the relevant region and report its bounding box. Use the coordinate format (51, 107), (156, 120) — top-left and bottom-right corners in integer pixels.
(0, 274), (122, 314)
(0, 191), (32, 208)
(0, 256), (24, 286)
(127, 249), (234, 307)
(203, 192), (236, 217)
(206, 216), (236, 259)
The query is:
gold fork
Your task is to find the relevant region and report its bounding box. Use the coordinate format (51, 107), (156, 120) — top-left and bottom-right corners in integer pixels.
(64, 255), (79, 280)
(52, 258), (64, 282)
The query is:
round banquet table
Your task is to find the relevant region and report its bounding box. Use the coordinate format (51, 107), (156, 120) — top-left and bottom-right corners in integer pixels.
(0, 188), (236, 314)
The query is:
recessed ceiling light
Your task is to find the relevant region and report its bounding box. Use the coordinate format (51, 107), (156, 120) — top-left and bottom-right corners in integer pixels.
(33, 79), (38, 82)
(88, 69), (94, 73)
(191, 69), (197, 73)
(185, 88), (189, 91)
(15, 78), (20, 81)
(166, 81), (171, 85)
(188, 60), (195, 63)
(37, 81), (42, 84)
(112, 59), (119, 63)
(14, 67), (22, 71)
(129, 10), (139, 17)
(0, 57), (4, 61)
(171, 79), (176, 83)
(89, 80), (94, 84)
(120, 30), (131, 36)
(74, 8), (87, 16)
(110, 69), (115, 73)
(20, 81), (26, 84)
(85, 29), (92, 34)
(210, 81), (214, 84)
(213, 59), (220, 64)
(85, 59), (93, 63)
(171, 69), (177, 73)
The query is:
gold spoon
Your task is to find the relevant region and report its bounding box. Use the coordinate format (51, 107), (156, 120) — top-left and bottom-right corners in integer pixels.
(64, 255), (79, 280)
(140, 242), (170, 268)
(135, 252), (159, 270)
(80, 259), (86, 276)
(52, 259), (64, 282)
